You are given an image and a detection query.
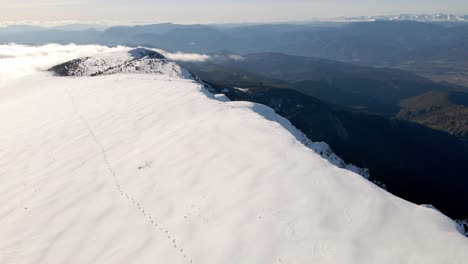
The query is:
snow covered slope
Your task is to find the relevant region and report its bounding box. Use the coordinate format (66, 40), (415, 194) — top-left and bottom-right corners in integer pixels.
(0, 49), (467, 264)
(50, 48), (369, 178)
(50, 48), (193, 79)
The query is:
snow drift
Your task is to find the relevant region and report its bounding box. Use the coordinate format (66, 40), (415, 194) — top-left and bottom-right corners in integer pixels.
(0, 48), (467, 264)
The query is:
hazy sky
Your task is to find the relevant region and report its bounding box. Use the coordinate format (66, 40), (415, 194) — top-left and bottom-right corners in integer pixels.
(1, 0), (467, 24)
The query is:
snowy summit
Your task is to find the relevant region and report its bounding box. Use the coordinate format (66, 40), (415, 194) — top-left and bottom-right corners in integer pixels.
(0, 48), (467, 264)
(50, 48), (192, 79)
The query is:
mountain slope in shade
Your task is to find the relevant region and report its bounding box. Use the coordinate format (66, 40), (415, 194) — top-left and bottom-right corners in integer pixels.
(0, 49), (467, 264)
(181, 52), (462, 116)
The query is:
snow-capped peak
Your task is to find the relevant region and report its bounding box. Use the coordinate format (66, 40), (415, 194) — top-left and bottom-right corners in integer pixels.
(50, 48), (193, 79)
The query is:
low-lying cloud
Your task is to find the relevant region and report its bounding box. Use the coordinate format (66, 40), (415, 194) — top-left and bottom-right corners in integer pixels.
(0, 43), (217, 87)
(156, 50), (211, 62)
(0, 44), (127, 86)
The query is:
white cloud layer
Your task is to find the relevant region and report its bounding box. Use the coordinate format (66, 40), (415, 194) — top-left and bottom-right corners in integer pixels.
(157, 50), (211, 62)
(0, 44), (128, 87)
(0, 44), (213, 87)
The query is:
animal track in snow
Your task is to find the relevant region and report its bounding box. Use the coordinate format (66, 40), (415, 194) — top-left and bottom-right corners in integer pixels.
(65, 87), (193, 264)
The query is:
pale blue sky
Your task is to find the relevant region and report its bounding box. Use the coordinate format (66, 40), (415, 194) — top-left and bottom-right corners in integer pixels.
(1, 0), (467, 24)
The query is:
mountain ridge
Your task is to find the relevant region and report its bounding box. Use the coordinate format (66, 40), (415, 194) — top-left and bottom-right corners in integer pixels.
(50, 48), (370, 178)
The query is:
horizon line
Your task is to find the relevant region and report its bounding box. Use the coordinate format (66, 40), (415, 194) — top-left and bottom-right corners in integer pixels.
(1, 13), (467, 28)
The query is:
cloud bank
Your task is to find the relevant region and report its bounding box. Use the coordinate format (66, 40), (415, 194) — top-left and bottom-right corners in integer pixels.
(0, 43), (215, 87)
(156, 50), (211, 62)
(0, 44), (128, 86)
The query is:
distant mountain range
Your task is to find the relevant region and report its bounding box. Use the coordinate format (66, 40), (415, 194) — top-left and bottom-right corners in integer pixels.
(1, 20), (466, 61)
(2, 20), (467, 84)
(332, 14), (468, 23)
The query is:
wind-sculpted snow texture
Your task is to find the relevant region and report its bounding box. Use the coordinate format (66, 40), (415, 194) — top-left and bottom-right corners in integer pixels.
(51, 48), (368, 178)
(1, 49), (467, 264)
